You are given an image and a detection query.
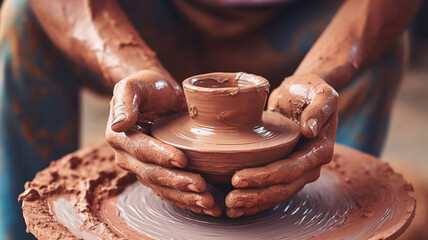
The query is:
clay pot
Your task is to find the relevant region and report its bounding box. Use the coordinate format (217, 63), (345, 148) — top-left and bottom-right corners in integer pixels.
(152, 72), (300, 183)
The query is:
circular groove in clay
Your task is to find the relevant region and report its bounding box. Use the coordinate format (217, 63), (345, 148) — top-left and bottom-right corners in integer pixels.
(112, 172), (352, 240)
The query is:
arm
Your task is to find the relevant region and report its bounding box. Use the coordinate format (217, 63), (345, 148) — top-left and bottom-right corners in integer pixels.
(30, 0), (168, 86)
(296, 0), (421, 90)
(31, 0), (221, 216)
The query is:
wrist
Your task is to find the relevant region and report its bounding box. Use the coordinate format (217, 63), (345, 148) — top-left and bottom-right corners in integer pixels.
(294, 60), (357, 91)
(103, 63), (169, 87)
(315, 63), (356, 91)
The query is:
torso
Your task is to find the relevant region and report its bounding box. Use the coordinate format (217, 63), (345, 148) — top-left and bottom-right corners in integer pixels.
(192, 0), (296, 7)
(118, 0), (338, 89)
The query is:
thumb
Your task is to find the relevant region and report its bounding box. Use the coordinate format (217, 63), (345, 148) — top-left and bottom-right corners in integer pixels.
(300, 86), (339, 138)
(110, 80), (141, 132)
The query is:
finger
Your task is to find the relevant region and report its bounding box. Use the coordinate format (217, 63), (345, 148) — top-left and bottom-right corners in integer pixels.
(150, 184), (221, 214)
(300, 84), (339, 138)
(163, 198), (223, 217)
(227, 202), (279, 218)
(115, 151), (205, 192)
(226, 168), (320, 209)
(163, 199), (207, 215)
(135, 165), (206, 193)
(110, 78), (142, 132)
(232, 113), (337, 188)
(107, 110), (187, 168)
(266, 87), (282, 113)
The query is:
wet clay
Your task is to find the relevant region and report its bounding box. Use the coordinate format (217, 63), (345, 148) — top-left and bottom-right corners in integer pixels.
(151, 72), (301, 183)
(19, 144), (136, 239)
(20, 143), (415, 240)
(30, 0), (170, 85)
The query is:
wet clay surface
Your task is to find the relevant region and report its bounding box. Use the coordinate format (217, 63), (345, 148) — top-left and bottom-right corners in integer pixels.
(20, 143), (415, 240)
(152, 72), (301, 182)
(19, 143), (136, 239)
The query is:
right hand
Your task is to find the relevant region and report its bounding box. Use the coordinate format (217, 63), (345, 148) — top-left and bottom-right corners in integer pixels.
(106, 70), (222, 217)
(225, 73), (338, 218)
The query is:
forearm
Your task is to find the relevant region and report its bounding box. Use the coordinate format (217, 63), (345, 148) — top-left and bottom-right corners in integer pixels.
(295, 0), (420, 90)
(30, 0), (167, 86)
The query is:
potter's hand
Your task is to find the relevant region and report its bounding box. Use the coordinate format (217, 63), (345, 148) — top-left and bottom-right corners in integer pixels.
(106, 70), (222, 217)
(225, 73), (338, 218)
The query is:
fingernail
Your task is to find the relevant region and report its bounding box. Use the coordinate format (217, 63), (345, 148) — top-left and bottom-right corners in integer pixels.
(187, 184), (199, 192)
(237, 180), (249, 188)
(203, 209), (215, 216)
(230, 211), (244, 218)
(232, 175), (240, 186)
(306, 118), (318, 137)
(234, 201), (244, 208)
(112, 113), (126, 126)
(196, 200), (205, 208)
(171, 160), (184, 168)
(233, 175), (249, 188)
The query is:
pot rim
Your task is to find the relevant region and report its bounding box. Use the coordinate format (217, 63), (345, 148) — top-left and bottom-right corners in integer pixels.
(182, 72), (270, 93)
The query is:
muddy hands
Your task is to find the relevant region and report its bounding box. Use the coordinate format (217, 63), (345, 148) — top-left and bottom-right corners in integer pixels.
(225, 73), (339, 218)
(107, 71), (338, 218)
(106, 70), (222, 217)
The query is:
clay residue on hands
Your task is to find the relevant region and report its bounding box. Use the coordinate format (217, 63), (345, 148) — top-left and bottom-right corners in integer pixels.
(30, 0), (170, 85)
(217, 72), (338, 217)
(294, 0), (420, 91)
(20, 143), (415, 239)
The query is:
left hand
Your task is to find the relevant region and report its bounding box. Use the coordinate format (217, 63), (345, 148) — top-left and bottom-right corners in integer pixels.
(106, 70), (222, 217)
(225, 73), (339, 218)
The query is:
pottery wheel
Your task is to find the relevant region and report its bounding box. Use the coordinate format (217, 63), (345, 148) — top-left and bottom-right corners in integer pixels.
(20, 144), (415, 240)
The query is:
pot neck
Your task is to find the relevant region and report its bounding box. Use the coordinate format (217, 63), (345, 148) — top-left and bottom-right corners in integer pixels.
(183, 72), (270, 131)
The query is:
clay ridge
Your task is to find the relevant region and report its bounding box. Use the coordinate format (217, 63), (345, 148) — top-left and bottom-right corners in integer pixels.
(19, 143), (135, 240)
